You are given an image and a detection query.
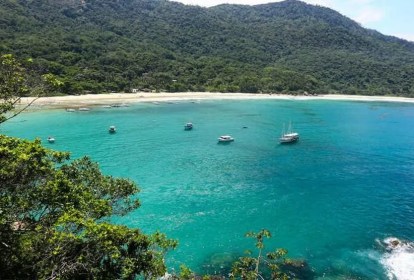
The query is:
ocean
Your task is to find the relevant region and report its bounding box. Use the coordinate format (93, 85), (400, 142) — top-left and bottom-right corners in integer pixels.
(2, 99), (414, 279)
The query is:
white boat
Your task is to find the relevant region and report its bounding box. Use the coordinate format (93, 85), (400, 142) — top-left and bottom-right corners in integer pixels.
(78, 107), (90, 111)
(66, 108), (76, 112)
(47, 137), (55, 143)
(279, 122), (299, 144)
(109, 126), (116, 133)
(184, 122), (193, 130)
(110, 103), (129, 108)
(218, 135), (234, 142)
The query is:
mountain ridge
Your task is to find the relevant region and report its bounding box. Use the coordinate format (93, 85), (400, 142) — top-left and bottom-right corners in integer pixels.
(1, 0), (413, 96)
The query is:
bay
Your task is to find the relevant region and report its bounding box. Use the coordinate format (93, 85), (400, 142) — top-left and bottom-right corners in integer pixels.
(2, 99), (414, 279)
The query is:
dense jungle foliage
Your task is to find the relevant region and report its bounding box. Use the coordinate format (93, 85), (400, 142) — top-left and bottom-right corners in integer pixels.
(1, 0), (414, 96)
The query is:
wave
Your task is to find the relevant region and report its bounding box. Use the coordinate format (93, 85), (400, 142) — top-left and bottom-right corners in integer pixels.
(378, 237), (414, 280)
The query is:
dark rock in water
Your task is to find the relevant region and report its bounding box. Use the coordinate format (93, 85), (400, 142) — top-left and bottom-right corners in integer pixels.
(281, 259), (315, 280)
(194, 276), (225, 280)
(382, 237), (404, 251)
(390, 239), (400, 247)
(199, 252), (237, 278)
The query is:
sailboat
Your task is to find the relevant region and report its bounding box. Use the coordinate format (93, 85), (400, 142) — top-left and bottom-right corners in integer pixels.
(279, 122), (299, 143)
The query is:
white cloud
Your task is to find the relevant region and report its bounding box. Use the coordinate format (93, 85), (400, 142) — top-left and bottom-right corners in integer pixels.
(351, 0), (376, 4)
(394, 33), (414, 42)
(303, 0), (334, 7)
(355, 6), (384, 24)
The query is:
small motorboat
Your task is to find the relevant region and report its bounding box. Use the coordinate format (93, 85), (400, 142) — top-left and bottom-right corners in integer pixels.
(47, 136), (55, 143)
(184, 122), (193, 130)
(109, 126), (116, 133)
(218, 135), (234, 143)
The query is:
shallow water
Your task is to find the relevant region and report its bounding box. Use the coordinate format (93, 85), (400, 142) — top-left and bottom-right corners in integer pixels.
(2, 100), (414, 279)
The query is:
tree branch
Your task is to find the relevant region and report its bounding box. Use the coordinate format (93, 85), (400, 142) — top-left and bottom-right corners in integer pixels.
(1, 96), (40, 124)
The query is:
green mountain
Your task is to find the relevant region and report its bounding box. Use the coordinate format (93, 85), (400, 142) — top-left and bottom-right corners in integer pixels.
(1, 0), (414, 96)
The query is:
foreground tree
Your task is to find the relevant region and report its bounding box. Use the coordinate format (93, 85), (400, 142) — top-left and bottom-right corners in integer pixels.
(0, 135), (177, 279)
(0, 54), (62, 124)
(1, 55), (177, 279)
(230, 229), (290, 280)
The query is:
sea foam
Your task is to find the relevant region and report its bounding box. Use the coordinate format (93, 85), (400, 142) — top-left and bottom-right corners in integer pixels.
(380, 237), (414, 280)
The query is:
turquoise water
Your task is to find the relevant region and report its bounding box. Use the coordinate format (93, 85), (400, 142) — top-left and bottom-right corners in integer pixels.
(2, 100), (414, 279)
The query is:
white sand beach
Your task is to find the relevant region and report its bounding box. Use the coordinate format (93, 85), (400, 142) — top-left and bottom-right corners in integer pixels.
(18, 92), (414, 109)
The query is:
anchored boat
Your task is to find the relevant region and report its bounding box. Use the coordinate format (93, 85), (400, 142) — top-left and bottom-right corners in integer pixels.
(280, 122), (299, 144)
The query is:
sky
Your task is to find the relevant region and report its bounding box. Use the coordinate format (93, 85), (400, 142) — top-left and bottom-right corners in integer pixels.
(173, 0), (414, 42)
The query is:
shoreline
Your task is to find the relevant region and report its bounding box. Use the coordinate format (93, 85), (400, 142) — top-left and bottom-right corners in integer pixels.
(18, 92), (414, 109)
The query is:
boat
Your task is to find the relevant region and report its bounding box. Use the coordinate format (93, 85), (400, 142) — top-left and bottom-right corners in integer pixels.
(218, 135), (234, 142)
(279, 122), (299, 144)
(184, 122), (193, 130)
(47, 136), (55, 143)
(110, 103), (129, 108)
(66, 108), (76, 112)
(109, 126), (116, 133)
(78, 107), (90, 111)
(279, 134), (298, 143)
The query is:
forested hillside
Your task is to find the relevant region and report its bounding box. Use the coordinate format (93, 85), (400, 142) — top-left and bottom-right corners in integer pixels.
(1, 0), (414, 96)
